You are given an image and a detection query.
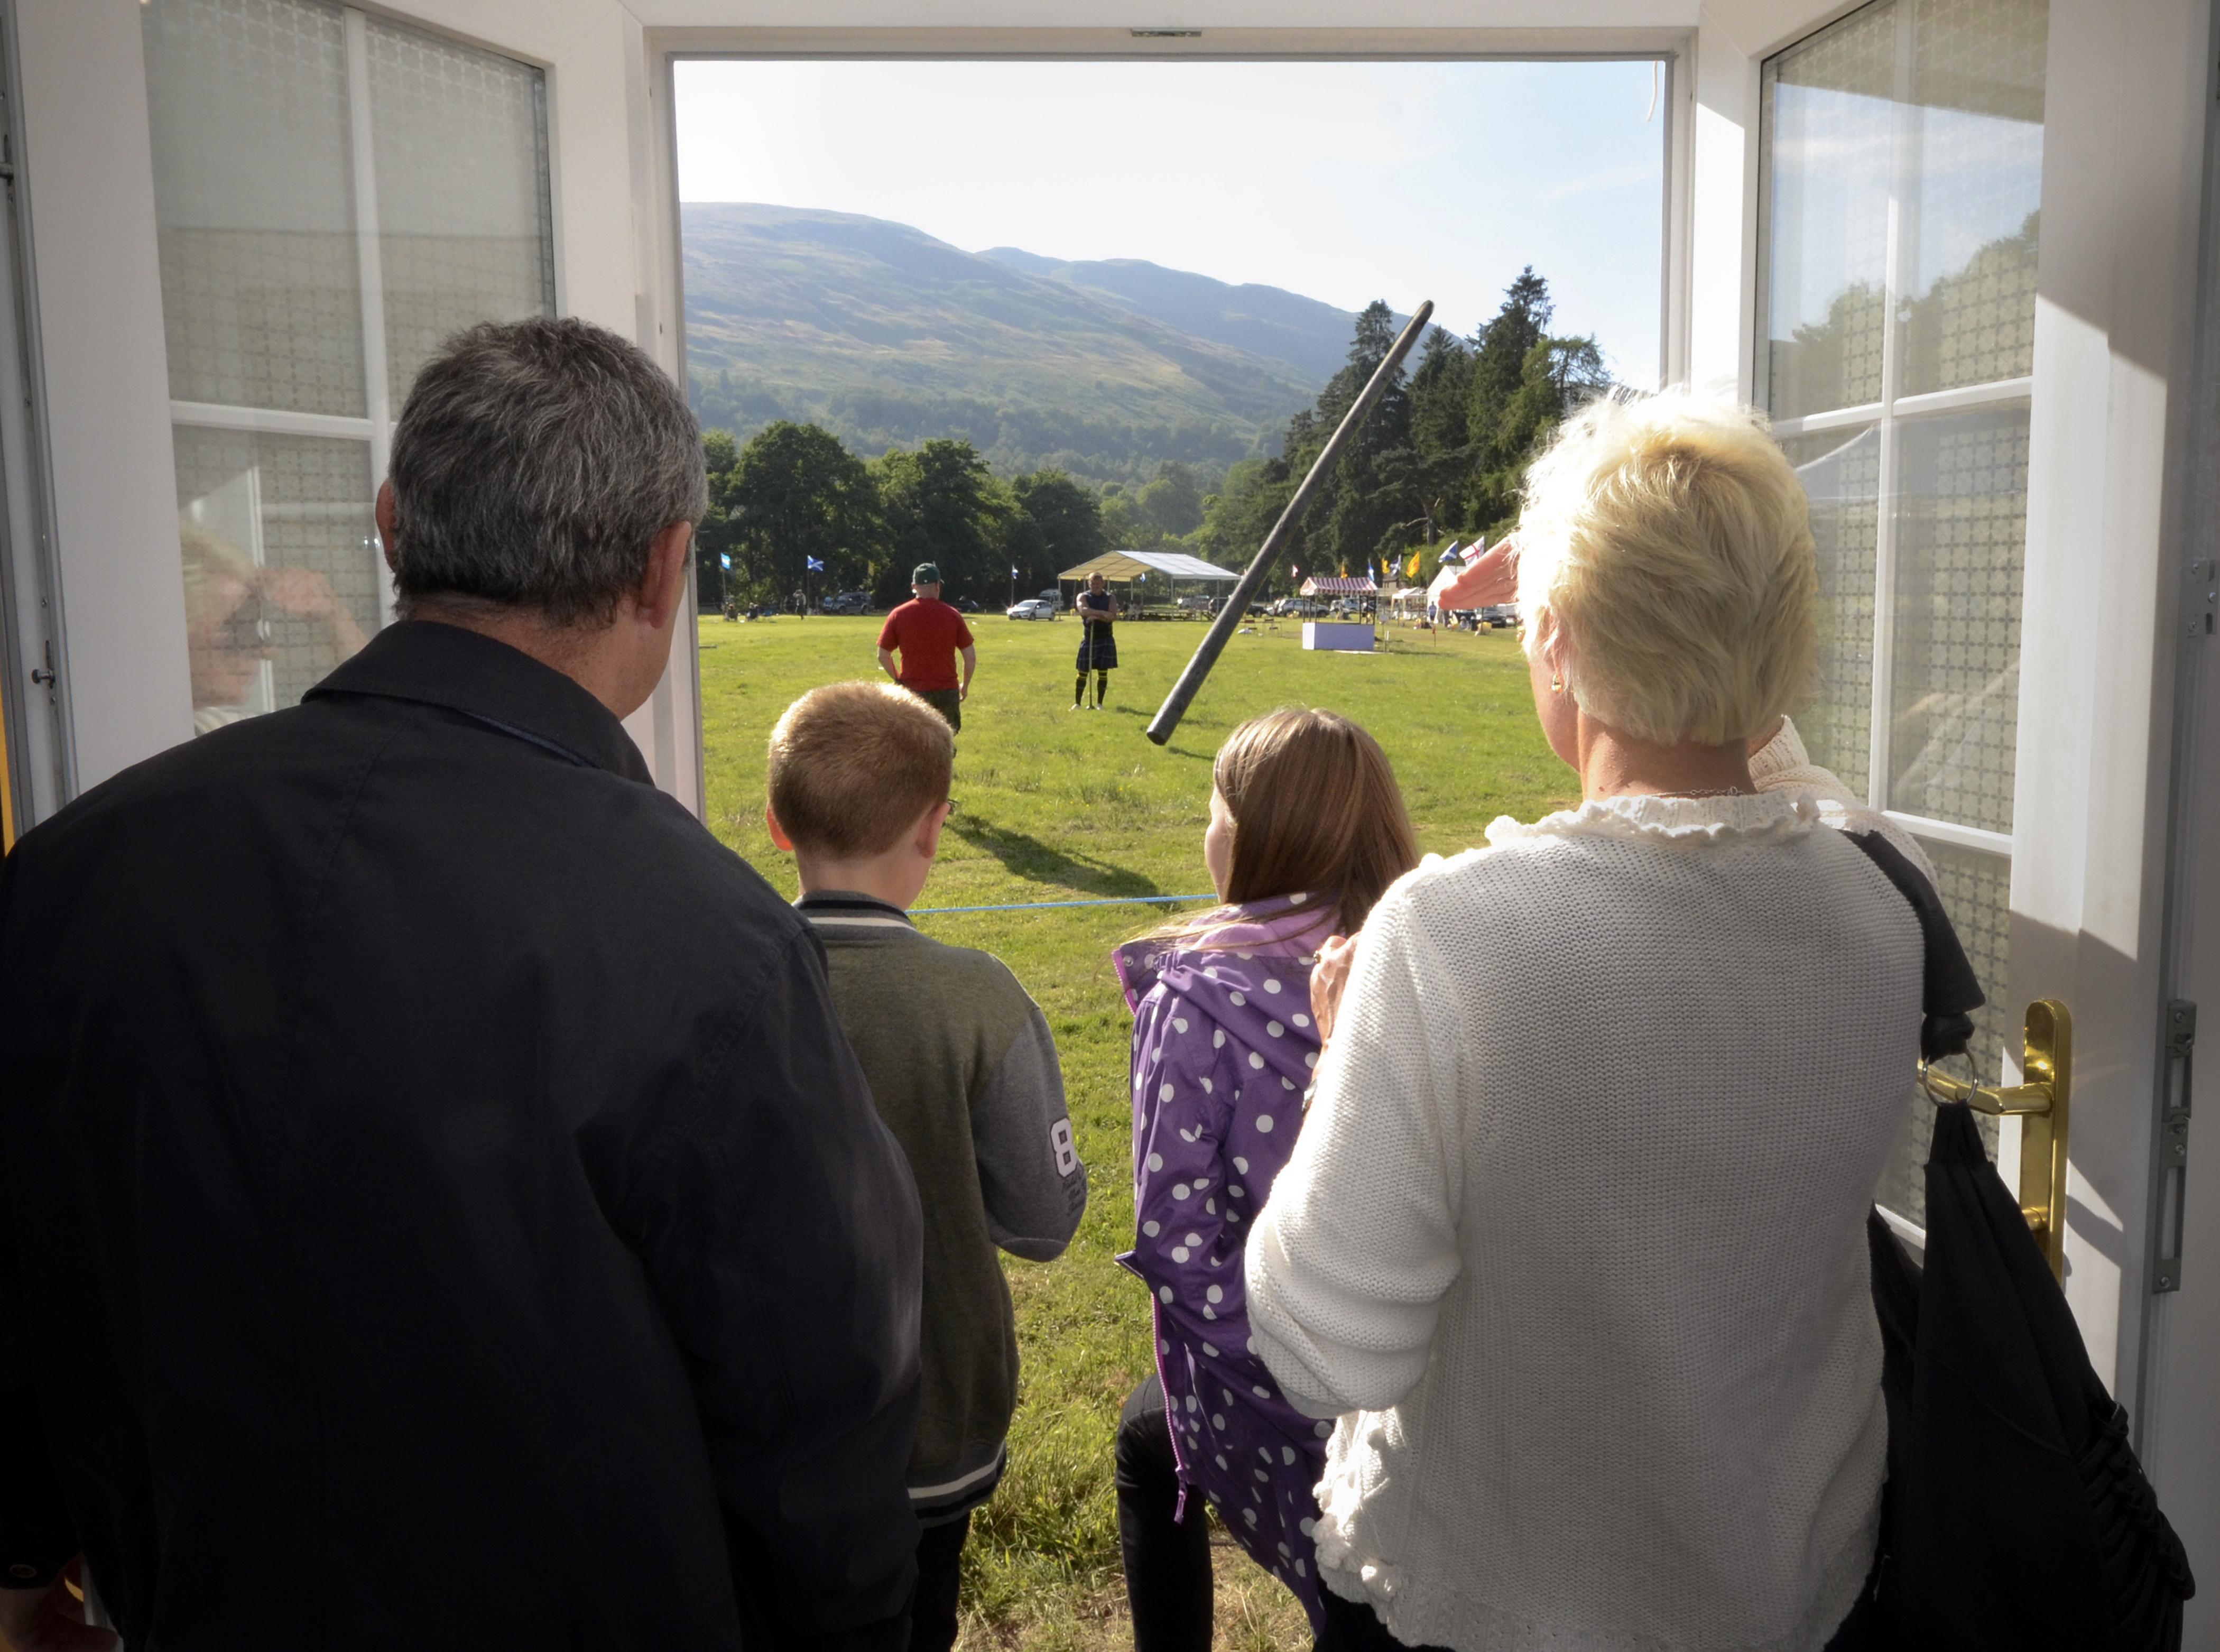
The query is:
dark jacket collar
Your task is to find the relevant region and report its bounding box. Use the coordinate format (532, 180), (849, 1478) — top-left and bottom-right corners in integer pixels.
(306, 620), (652, 783)
(794, 890), (915, 928)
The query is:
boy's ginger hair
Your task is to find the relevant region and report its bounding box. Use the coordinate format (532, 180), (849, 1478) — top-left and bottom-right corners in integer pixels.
(768, 681), (955, 857)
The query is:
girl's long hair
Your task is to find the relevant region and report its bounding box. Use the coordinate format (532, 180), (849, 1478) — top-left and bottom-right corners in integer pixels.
(1146, 706), (1419, 948)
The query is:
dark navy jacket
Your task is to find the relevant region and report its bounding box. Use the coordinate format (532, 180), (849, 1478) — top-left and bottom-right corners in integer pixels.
(0, 621), (922, 1650)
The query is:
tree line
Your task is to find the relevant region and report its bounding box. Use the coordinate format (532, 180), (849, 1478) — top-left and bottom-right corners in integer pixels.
(695, 269), (1608, 608)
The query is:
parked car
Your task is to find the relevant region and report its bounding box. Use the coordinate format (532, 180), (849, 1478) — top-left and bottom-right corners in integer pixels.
(1006, 598), (1056, 621)
(1480, 603), (1520, 628)
(820, 589), (872, 615)
(952, 596), (980, 613)
(1176, 594), (1212, 612)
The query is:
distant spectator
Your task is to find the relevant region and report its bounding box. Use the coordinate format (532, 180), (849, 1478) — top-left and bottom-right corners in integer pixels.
(877, 563), (976, 733)
(766, 680), (1087, 1652)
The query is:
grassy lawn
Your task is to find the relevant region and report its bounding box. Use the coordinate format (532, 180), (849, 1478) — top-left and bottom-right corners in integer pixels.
(696, 611), (1572, 1652)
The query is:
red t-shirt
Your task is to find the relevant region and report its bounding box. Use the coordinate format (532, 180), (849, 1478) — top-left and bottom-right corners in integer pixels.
(877, 598), (974, 692)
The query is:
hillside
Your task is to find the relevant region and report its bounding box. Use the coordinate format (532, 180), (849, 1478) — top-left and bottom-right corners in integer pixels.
(681, 203), (1350, 486)
(976, 247), (1370, 385)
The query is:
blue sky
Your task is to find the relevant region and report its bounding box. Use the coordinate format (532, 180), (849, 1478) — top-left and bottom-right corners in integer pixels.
(675, 58), (1667, 386)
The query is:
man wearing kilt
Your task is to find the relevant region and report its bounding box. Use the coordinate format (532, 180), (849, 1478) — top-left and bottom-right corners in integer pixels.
(1074, 573), (1118, 710)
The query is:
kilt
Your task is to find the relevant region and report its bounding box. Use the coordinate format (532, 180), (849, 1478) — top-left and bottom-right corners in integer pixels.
(1075, 624), (1118, 671)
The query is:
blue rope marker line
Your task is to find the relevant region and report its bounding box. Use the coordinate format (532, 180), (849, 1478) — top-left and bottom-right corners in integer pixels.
(911, 893), (1217, 917)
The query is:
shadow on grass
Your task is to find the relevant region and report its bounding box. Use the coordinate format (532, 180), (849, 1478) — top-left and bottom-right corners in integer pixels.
(950, 816), (1160, 897)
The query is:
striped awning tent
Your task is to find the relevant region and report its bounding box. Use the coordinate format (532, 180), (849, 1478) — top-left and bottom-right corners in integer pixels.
(1299, 575), (1377, 596)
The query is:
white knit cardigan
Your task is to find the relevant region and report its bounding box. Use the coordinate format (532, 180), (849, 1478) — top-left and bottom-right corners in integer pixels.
(1244, 767), (1926, 1652)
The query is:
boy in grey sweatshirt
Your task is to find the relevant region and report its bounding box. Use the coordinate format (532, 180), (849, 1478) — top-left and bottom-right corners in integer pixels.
(766, 681), (1087, 1652)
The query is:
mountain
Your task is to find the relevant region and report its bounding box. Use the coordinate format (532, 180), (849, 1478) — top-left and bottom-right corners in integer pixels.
(976, 248), (1364, 385)
(681, 203), (1354, 486)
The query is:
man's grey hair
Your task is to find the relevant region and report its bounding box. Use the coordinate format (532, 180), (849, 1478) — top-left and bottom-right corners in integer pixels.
(387, 317), (707, 625)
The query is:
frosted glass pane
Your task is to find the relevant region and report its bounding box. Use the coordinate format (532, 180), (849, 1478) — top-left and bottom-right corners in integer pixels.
(366, 20), (556, 406)
(1896, 0), (2047, 394)
(1782, 426), (1880, 798)
(1872, 838), (2011, 1223)
(142, 0), (366, 418)
(1758, 4), (1895, 418)
(173, 427), (376, 728)
(1888, 407), (2028, 832)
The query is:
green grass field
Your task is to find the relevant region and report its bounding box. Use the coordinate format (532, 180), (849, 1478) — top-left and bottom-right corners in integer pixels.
(696, 611), (1572, 1651)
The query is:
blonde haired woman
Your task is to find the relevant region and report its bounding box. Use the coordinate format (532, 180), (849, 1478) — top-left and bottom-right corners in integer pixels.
(1246, 392), (1928, 1652)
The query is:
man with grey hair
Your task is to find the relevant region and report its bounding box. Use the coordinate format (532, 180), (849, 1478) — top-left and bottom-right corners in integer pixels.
(0, 318), (924, 1652)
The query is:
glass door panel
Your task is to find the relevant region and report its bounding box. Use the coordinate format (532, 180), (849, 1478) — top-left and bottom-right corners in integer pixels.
(172, 428), (376, 730)
(364, 19), (557, 399)
(1886, 406), (2028, 833)
(140, 0), (554, 733)
(144, 0), (365, 420)
(1895, 0), (2046, 396)
(1758, 0), (2048, 1225)
(1755, 3), (1896, 419)
(1781, 426), (1881, 796)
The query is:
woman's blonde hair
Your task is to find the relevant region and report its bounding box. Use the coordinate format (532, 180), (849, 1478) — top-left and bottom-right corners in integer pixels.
(1515, 389), (1817, 746)
(1147, 707), (1418, 947)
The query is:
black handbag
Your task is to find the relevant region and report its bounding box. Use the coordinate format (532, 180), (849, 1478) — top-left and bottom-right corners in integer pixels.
(1851, 831), (2195, 1650)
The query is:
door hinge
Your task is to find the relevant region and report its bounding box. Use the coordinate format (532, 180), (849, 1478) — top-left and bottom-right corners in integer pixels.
(28, 639), (53, 692)
(2154, 999), (2195, 1293)
(2191, 557), (2217, 639)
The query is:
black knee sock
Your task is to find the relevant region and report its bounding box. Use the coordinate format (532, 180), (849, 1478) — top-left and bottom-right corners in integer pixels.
(1074, 675), (1087, 706)
(1094, 671), (1108, 707)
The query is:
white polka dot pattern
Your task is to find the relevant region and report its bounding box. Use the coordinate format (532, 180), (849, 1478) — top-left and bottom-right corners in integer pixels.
(1112, 898), (1335, 1625)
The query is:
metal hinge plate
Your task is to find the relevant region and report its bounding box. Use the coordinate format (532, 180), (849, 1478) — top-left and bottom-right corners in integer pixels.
(2154, 1000), (2195, 1293)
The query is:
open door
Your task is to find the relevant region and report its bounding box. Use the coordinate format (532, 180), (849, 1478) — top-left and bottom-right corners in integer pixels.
(7, 0), (699, 825)
(1750, 0), (2212, 1491)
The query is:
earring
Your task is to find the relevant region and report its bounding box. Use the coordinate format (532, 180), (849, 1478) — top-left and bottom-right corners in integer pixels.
(1551, 673), (1564, 694)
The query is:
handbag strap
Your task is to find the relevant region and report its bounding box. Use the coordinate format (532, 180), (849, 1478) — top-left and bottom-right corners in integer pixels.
(1844, 829), (1985, 1064)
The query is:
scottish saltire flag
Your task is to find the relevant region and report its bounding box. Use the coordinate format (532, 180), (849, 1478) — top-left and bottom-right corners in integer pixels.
(806, 556), (825, 572)
(719, 553), (731, 570)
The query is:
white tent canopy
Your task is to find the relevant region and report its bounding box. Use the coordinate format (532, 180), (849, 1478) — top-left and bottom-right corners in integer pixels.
(1058, 550), (1242, 583)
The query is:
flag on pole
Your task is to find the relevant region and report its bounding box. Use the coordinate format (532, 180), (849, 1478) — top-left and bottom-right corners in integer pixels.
(719, 553), (731, 570)
(806, 556), (824, 572)
(1404, 548), (1422, 579)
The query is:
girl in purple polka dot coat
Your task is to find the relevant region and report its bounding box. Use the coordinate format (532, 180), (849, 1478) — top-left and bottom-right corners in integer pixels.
(1111, 707), (1418, 1647)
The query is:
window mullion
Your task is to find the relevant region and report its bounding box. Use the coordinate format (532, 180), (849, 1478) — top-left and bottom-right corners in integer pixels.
(1867, 0), (1917, 811)
(342, 7), (394, 626)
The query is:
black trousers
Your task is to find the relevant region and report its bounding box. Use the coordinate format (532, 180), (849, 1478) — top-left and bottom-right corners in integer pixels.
(1114, 1375), (1214, 1652)
(909, 1511), (970, 1652)
(1316, 1563), (1881, 1652)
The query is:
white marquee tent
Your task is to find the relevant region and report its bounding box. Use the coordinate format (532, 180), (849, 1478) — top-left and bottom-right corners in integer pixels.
(1057, 550), (1242, 583)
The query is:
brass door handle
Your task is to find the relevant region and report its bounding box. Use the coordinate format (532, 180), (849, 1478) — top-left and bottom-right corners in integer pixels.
(1919, 999), (2072, 1279)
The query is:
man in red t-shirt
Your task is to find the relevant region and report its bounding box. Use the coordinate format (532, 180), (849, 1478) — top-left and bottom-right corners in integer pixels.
(876, 562), (976, 733)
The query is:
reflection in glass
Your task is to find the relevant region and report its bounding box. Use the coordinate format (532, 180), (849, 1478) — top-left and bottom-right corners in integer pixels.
(1758, 3), (1896, 418)
(142, 0), (365, 418)
(1781, 427), (1880, 796)
(1897, 0), (2047, 394)
(366, 20), (557, 401)
(1888, 407), (2028, 833)
(174, 430), (376, 731)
